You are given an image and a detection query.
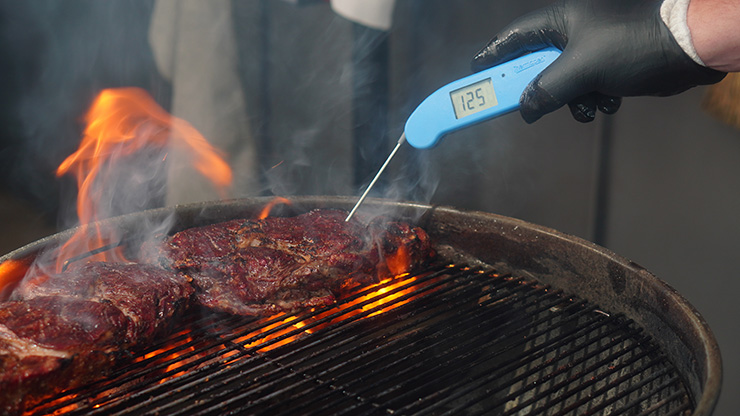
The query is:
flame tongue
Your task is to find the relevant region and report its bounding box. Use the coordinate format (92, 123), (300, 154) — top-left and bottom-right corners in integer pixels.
(0, 260), (27, 298)
(256, 197), (292, 220)
(54, 87), (233, 272)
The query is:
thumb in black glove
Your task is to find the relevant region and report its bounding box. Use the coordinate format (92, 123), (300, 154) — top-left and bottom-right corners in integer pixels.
(471, 0), (726, 123)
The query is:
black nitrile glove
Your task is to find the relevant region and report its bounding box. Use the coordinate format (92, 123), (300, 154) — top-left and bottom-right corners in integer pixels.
(471, 0), (726, 123)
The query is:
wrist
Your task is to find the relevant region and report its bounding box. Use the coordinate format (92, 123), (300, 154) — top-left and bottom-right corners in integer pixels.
(660, 0), (704, 66)
(687, 0), (740, 72)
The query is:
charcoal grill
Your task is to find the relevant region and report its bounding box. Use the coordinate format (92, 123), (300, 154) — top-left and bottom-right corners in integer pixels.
(0, 196), (720, 415)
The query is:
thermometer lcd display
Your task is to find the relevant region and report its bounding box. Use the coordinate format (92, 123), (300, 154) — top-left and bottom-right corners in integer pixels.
(450, 78), (498, 119)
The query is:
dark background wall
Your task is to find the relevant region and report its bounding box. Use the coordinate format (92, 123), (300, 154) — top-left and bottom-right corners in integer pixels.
(0, 1), (738, 413)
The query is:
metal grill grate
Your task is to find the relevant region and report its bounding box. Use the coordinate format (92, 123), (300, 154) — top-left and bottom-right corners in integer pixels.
(26, 265), (693, 416)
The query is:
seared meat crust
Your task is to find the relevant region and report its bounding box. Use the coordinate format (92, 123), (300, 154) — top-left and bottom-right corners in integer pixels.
(147, 209), (435, 315)
(0, 209), (434, 414)
(0, 262), (193, 415)
(17, 262), (194, 341)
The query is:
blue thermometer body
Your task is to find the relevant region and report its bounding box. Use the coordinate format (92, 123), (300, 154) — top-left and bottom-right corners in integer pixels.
(404, 47), (561, 149)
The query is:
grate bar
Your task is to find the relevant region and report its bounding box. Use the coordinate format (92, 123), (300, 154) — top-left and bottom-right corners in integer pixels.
(26, 264), (695, 416)
(61, 241), (124, 272)
(634, 389), (692, 416)
(550, 356), (668, 416)
(201, 271), (519, 412)
(579, 369), (679, 416)
(496, 332), (657, 416)
(157, 269), (472, 416)
(346, 308), (596, 411)
(314, 290), (589, 415)
(31, 311), (249, 415)
(445, 322), (650, 416)
(175, 268), (507, 416)
(108, 266), (464, 416)
(178, 272), (548, 416)
(264, 279), (563, 414)
(258, 276), (550, 415)
(619, 374), (691, 415)
(390, 305), (609, 415)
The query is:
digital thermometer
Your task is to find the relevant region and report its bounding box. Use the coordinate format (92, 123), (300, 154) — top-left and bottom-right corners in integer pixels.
(405, 47), (561, 149)
(346, 47), (562, 221)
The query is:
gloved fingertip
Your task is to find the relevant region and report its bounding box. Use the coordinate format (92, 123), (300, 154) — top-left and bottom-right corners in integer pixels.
(520, 109), (542, 124)
(573, 111), (596, 123)
(470, 42), (497, 72)
(519, 78), (562, 124)
(597, 96), (622, 115)
(569, 102), (596, 123)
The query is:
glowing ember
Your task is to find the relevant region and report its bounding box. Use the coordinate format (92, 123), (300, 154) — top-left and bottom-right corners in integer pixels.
(136, 330), (194, 363)
(236, 314), (310, 352)
(42, 393), (80, 414)
(256, 197), (292, 220)
(236, 272), (437, 353)
(325, 273), (430, 321)
(228, 213), (429, 352)
(133, 329), (197, 384)
(159, 338), (196, 383)
(386, 245), (411, 276)
(54, 87), (233, 272)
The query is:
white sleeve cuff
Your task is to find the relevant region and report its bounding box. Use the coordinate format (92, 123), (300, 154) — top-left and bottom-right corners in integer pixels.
(330, 0), (396, 31)
(660, 0), (705, 66)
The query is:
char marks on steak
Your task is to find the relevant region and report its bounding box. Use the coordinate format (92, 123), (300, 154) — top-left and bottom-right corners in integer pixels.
(0, 262), (193, 415)
(16, 262), (194, 342)
(1, 209), (435, 414)
(146, 209), (435, 315)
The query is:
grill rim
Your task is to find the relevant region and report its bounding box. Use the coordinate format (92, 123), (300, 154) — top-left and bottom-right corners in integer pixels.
(0, 195), (721, 415)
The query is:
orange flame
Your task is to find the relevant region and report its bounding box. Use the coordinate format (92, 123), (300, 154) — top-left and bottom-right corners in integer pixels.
(158, 336), (196, 383)
(236, 314), (310, 352)
(55, 87), (232, 271)
(256, 197), (292, 220)
(234, 213), (424, 352)
(385, 245), (411, 276)
(133, 329), (197, 384)
(0, 260), (27, 299)
(236, 272), (437, 353)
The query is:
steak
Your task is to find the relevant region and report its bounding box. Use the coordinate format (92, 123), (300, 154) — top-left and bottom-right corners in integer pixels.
(1, 209), (435, 414)
(0, 262), (193, 415)
(143, 209), (435, 315)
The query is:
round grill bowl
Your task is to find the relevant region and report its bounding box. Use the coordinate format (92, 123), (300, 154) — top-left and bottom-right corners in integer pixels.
(0, 196), (721, 415)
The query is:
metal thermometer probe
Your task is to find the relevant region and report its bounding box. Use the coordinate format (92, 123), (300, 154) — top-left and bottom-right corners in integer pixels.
(345, 47), (562, 222)
(345, 133), (406, 222)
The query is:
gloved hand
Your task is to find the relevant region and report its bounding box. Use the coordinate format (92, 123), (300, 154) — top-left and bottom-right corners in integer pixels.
(471, 0), (726, 123)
